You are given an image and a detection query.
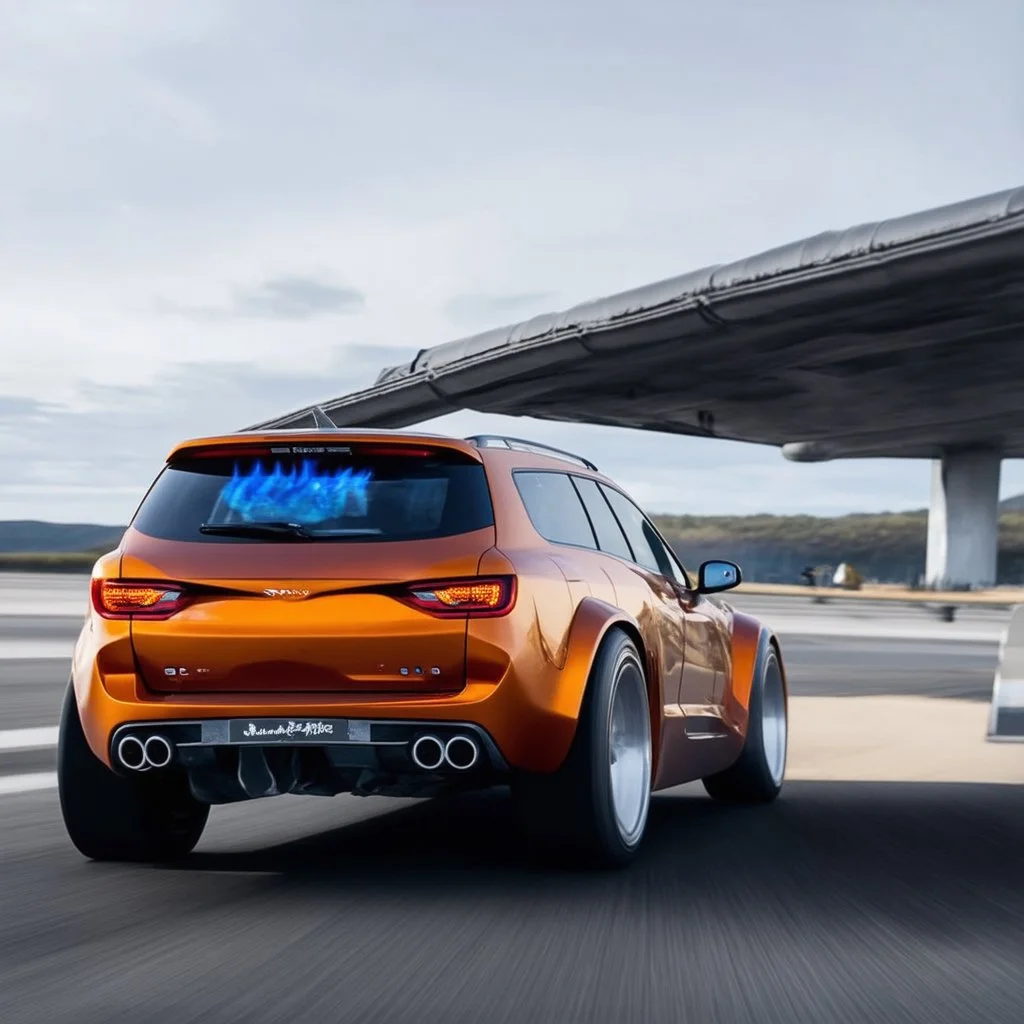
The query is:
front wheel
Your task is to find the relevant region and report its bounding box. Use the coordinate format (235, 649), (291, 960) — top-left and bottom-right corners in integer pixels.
(512, 629), (652, 868)
(58, 683), (209, 862)
(703, 644), (787, 803)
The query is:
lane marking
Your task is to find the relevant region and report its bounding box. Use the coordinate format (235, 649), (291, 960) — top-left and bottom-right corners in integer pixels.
(0, 641), (74, 661)
(769, 623), (1001, 643)
(0, 771), (57, 796)
(0, 603), (85, 617)
(0, 726), (59, 751)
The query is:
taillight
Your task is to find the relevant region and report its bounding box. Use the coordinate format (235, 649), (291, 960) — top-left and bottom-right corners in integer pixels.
(91, 579), (192, 620)
(400, 576), (516, 618)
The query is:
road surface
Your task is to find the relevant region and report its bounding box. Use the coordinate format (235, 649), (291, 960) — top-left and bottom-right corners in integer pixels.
(1, 573), (1022, 1023)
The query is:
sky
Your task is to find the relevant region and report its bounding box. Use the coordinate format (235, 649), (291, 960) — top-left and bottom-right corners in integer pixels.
(1, 0), (1023, 524)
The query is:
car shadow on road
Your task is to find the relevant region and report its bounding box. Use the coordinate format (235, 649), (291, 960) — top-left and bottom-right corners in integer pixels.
(174, 779), (1024, 931)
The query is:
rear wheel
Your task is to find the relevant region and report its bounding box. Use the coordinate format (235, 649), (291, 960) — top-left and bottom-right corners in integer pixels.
(58, 683), (209, 862)
(513, 630), (652, 867)
(702, 645), (787, 803)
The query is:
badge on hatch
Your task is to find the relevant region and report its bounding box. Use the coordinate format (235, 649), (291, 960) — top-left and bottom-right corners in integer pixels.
(263, 588), (311, 600)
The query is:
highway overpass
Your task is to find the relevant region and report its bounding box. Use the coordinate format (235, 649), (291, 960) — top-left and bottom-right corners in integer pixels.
(251, 185), (1024, 590)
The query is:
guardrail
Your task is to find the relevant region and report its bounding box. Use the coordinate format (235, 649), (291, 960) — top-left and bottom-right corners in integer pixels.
(989, 605), (1024, 741)
(735, 582), (1024, 618)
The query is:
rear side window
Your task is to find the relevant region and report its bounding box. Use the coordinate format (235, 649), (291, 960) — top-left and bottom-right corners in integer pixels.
(571, 477), (632, 560)
(131, 446), (494, 543)
(514, 471), (596, 548)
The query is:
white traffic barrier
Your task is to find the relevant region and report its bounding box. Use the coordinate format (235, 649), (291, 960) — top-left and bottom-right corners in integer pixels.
(988, 604), (1024, 742)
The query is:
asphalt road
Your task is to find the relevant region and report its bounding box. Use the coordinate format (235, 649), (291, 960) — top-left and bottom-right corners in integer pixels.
(1, 576), (1022, 1023)
(3, 777), (1023, 1023)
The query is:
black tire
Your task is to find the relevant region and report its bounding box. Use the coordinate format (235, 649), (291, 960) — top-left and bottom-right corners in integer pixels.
(512, 629), (652, 868)
(703, 645), (787, 803)
(58, 683), (209, 862)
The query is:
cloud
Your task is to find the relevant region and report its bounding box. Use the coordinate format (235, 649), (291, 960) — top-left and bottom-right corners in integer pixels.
(443, 292), (555, 324)
(0, 396), (48, 420)
(158, 275), (365, 323)
(2, 1), (1023, 521)
(5, 356), (1024, 523)
(0, 344), (417, 521)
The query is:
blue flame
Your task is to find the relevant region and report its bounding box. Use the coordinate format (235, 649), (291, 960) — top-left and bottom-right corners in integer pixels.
(217, 460), (372, 526)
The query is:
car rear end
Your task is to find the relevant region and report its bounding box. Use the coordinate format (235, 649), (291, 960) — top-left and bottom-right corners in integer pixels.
(74, 431), (519, 802)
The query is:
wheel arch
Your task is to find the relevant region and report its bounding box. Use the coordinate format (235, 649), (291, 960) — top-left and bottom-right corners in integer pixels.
(768, 632), (789, 698)
(558, 598), (662, 772)
(725, 612), (788, 739)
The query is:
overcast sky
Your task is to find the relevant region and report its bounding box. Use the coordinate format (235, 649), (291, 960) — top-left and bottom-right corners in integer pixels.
(2, 0), (1023, 524)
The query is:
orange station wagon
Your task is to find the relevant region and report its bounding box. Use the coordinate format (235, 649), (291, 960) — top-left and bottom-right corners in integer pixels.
(59, 428), (789, 867)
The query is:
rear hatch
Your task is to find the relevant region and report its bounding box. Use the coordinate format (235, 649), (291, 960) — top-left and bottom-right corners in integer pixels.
(113, 436), (505, 695)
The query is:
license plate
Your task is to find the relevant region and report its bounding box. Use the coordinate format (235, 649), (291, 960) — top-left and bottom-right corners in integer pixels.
(228, 718), (356, 743)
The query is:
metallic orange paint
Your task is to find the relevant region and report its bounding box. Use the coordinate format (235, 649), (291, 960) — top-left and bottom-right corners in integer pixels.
(72, 430), (784, 791)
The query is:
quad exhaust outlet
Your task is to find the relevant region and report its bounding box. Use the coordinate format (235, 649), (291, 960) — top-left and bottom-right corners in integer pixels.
(116, 735), (147, 771)
(115, 728), (482, 775)
(116, 733), (174, 771)
(411, 734), (445, 771)
(444, 735), (479, 770)
(410, 733), (480, 772)
(144, 734), (173, 768)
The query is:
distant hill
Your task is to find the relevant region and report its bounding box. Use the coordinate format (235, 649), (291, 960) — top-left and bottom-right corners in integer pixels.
(7, 505), (1024, 583)
(0, 521), (125, 554)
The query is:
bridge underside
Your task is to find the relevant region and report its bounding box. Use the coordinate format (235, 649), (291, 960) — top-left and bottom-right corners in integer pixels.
(253, 186), (1024, 463)
(250, 187), (1024, 591)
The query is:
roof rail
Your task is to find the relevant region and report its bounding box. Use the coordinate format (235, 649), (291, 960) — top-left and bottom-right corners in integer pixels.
(466, 434), (598, 472)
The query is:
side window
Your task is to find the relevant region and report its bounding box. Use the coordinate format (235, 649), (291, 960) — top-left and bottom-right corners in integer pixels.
(514, 471), (597, 548)
(571, 477), (633, 560)
(652, 525), (692, 588)
(600, 485), (689, 586)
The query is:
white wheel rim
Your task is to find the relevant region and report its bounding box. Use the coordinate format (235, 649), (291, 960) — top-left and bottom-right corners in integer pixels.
(608, 657), (652, 845)
(761, 657), (788, 786)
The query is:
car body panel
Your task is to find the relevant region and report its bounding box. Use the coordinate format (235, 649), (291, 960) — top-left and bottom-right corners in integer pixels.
(72, 428), (787, 796)
(119, 526), (494, 696)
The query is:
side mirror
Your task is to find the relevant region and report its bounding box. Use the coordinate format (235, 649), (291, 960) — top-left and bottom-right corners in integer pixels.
(697, 559), (742, 594)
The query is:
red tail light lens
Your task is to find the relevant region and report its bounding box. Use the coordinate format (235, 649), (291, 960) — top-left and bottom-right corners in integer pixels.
(91, 579), (192, 620)
(401, 576), (516, 618)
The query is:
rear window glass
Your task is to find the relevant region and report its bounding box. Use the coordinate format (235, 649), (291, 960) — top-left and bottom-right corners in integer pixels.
(131, 447), (494, 543)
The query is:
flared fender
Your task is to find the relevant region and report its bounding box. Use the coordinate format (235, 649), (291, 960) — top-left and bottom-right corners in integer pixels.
(723, 610), (787, 737)
(561, 596), (654, 722)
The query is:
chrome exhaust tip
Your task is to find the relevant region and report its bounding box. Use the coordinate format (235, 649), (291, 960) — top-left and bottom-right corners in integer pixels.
(116, 735), (147, 771)
(411, 734), (445, 771)
(144, 734), (174, 769)
(444, 735), (479, 771)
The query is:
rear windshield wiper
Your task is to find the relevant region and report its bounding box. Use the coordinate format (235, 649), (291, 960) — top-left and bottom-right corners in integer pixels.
(199, 521), (313, 541)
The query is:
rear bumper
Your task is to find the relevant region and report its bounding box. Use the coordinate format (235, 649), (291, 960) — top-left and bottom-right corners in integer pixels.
(110, 716), (507, 766)
(73, 649), (581, 777)
(108, 716), (509, 802)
